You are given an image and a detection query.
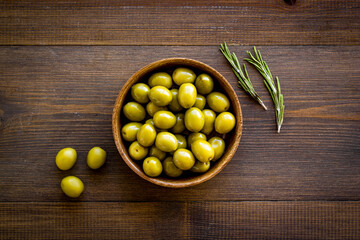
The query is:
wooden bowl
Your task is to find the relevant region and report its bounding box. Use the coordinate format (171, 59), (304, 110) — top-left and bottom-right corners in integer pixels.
(112, 58), (242, 188)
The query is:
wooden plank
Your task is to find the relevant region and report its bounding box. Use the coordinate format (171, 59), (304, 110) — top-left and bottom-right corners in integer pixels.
(0, 46), (359, 201)
(0, 201), (359, 239)
(0, 0), (359, 45)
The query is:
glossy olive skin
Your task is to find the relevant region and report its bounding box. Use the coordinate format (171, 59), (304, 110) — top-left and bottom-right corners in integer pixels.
(172, 67), (196, 85)
(61, 176), (84, 198)
(153, 110), (176, 129)
(206, 92), (230, 113)
(174, 134), (187, 149)
(131, 83), (150, 104)
(143, 157), (163, 177)
(155, 132), (178, 152)
(129, 141), (148, 160)
(201, 109), (216, 135)
(173, 149), (195, 170)
(215, 112), (236, 134)
(195, 73), (214, 95)
(87, 147), (107, 169)
(162, 157), (183, 177)
(193, 94), (206, 110)
(191, 161), (210, 173)
(184, 107), (205, 133)
(123, 102), (146, 122)
(191, 139), (214, 163)
(148, 86), (173, 107)
(121, 122), (142, 142)
(208, 137), (226, 161)
(168, 89), (183, 112)
(149, 146), (166, 161)
(56, 148), (77, 171)
(187, 132), (207, 146)
(137, 123), (157, 147)
(146, 102), (167, 117)
(148, 72), (172, 89)
(171, 113), (185, 134)
(178, 83), (197, 109)
(145, 118), (154, 126)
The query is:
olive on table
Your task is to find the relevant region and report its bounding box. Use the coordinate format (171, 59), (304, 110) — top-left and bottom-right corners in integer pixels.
(61, 176), (84, 198)
(194, 94), (206, 110)
(137, 123), (157, 147)
(153, 110), (176, 129)
(191, 161), (210, 173)
(148, 86), (173, 107)
(187, 132), (207, 146)
(214, 112), (236, 134)
(87, 147), (107, 169)
(56, 147), (77, 171)
(155, 132), (178, 152)
(206, 92), (230, 113)
(131, 83), (150, 104)
(148, 72), (172, 89)
(178, 83), (197, 109)
(174, 134), (187, 149)
(201, 109), (216, 135)
(168, 89), (183, 112)
(191, 139), (214, 163)
(146, 102), (167, 117)
(149, 146), (166, 161)
(123, 102), (146, 122)
(184, 107), (205, 133)
(129, 141), (148, 160)
(122, 122), (142, 142)
(195, 73), (214, 95)
(143, 157), (163, 177)
(172, 67), (196, 85)
(162, 157), (183, 177)
(171, 113), (185, 134)
(208, 137), (226, 161)
(173, 149), (195, 170)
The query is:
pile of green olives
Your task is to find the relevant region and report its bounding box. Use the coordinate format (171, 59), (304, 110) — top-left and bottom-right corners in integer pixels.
(121, 67), (236, 178)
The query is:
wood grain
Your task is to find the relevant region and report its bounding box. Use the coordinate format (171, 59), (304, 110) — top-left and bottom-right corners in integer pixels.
(0, 46), (359, 201)
(1, 202), (359, 239)
(1, 0), (359, 46)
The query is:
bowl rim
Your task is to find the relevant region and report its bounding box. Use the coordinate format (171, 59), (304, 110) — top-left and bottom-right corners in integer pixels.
(112, 58), (243, 188)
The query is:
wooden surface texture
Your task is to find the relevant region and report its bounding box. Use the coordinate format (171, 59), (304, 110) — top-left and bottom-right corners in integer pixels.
(0, 0), (360, 239)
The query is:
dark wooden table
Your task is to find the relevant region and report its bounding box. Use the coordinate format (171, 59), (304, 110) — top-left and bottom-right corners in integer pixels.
(1, 1), (359, 239)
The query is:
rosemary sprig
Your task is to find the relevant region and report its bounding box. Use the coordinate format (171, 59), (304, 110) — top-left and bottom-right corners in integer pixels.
(220, 42), (267, 110)
(245, 46), (284, 133)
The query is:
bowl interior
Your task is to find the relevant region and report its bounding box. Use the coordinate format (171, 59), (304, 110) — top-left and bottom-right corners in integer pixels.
(112, 58), (242, 188)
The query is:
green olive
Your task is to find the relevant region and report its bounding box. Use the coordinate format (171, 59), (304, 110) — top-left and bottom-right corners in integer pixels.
(195, 73), (214, 95)
(191, 161), (210, 173)
(208, 137), (226, 161)
(123, 102), (146, 122)
(193, 94), (206, 110)
(155, 132), (178, 152)
(173, 149), (195, 170)
(148, 86), (173, 107)
(172, 67), (196, 85)
(137, 123), (157, 147)
(56, 148), (77, 170)
(121, 122), (142, 142)
(168, 89), (183, 112)
(191, 139), (214, 163)
(149, 146), (166, 161)
(171, 113), (185, 134)
(178, 83), (197, 108)
(87, 147), (106, 169)
(145, 118), (154, 126)
(129, 141), (148, 160)
(148, 72), (172, 89)
(146, 102), (168, 117)
(131, 83), (150, 104)
(61, 176), (84, 198)
(162, 157), (183, 177)
(143, 157), (163, 177)
(153, 110), (176, 129)
(215, 112), (236, 134)
(184, 107), (205, 132)
(201, 109), (216, 135)
(206, 92), (230, 113)
(174, 134), (187, 149)
(187, 132), (207, 146)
